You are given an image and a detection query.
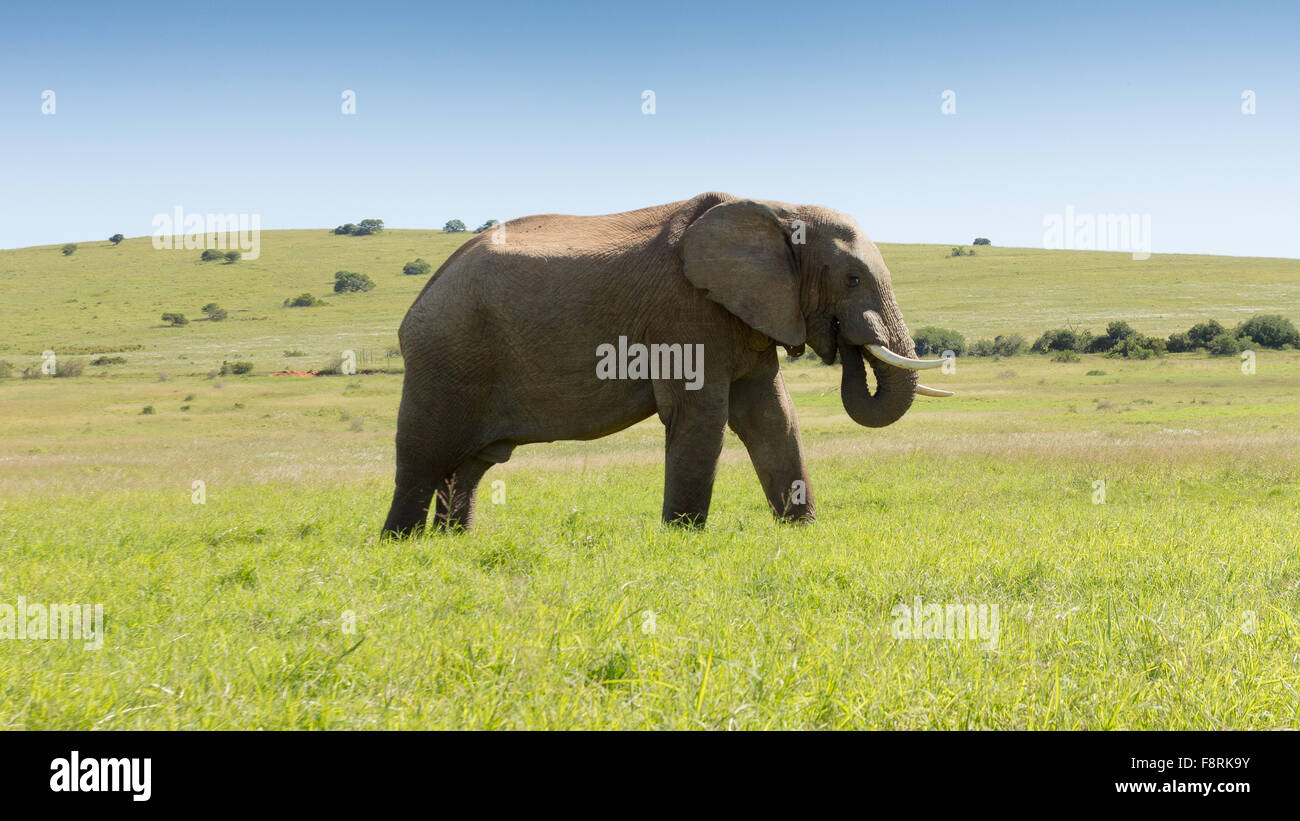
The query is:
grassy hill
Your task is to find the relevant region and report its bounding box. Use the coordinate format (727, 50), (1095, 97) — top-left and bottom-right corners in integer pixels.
(3, 230), (1298, 375)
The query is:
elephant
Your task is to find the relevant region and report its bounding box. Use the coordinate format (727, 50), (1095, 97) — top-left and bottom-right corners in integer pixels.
(381, 192), (953, 536)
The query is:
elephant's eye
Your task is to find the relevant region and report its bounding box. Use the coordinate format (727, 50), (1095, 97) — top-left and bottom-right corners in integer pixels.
(847, 275), (861, 287)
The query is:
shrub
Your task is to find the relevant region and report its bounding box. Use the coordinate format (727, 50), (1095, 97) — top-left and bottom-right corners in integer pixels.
(141, 405), (155, 415)
(284, 293), (324, 308)
(223, 250), (241, 263)
(333, 271), (376, 293)
(284, 349), (306, 357)
(968, 338), (996, 357)
(1234, 314), (1299, 349)
(61, 244), (77, 256)
(1032, 328), (1089, 353)
(200, 249), (224, 261)
(202, 303), (228, 321)
(1087, 320), (1138, 353)
(161, 312), (189, 326)
(334, 223), (358, 235)
(90, 355), (126, 366)
(1187, 320), (1226, 348)
(912, 326), (966, 357)
(1106, 335), (1165, 359)
(1052, 350), (1080, 362)
(219, 360), (254, 375)
(109, 234), (125, 245)
(57, 360), (87, 378)
(992, 333), (1025, 357)
(0, 360), (12, 378)
(1166, 331), (1195, 353)
(1086, 369), (1106, 376)
(1208, 333), (1242, 356)
(474, 220), (499, 234)
(972, 238), (991, 246)
(403, 258), (433, 277)
(443, 220), (467, 233)
(968, 335), (1024, 358)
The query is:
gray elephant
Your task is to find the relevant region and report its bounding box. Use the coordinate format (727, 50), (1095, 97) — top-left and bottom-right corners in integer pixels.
(382, 193), (952, 536)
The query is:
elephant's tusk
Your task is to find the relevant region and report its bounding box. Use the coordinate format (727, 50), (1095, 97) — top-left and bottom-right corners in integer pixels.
(915, 384), (954, 397)
(866, 343), (946, 371)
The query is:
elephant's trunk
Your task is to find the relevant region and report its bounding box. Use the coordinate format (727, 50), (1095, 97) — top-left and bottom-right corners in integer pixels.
(839, 340), (919, 428)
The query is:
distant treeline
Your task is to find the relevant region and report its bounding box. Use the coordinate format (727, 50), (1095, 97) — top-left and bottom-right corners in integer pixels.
(910, 314), (1298, 360)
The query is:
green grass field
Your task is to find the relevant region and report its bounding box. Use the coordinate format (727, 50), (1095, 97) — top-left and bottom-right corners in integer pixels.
(2, 231), (1298, 729)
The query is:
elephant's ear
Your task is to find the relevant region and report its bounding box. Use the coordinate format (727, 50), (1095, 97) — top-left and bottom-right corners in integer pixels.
(679, 199), (806, 347)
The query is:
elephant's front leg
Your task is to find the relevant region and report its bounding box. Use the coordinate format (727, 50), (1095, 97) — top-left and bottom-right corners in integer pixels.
(727, 357), (814, 522)
(655, 384), (729, 528)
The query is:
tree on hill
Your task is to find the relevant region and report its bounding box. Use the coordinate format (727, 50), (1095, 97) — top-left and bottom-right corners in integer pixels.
(109, 234), (125, 245)
(973, 237), (991, 246)
(443, 220), (467, 233)
(284, 293), (325, 308)
(61, 244), (77, 256)
(161, 312), (189, 326)
(202, 303), (227, 321)
(332, 219), (384, 236)
(333, 271), (376, 293)
(223, 250), (241, 263)
(201, 249), (224, 261)
(474, 220), (499, 234)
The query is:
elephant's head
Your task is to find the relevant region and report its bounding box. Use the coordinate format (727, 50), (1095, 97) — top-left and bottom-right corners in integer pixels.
(680, 197), (952, 428)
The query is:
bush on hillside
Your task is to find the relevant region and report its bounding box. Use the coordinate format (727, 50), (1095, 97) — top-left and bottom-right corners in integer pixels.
(54, 359), (85, 377)
(1187, 320), (1226, 348)
(1234, 314), (1299, 349)
(1106, 335), (1165, 359)
(912, 326), (966, 356)
(219, 360), (254, 376)
(333, 271), (375, 293)
(1032, 328), (1091, 353)
(967, 333), (1027, 357)
(1208, 333), (1243, 356)
(284, 293), (325, 308)
(403, 258), (432, 277)
(161, 312), (189, 326)
(1087, 320), (1138, 353)
(1165, 331), (1195, 353)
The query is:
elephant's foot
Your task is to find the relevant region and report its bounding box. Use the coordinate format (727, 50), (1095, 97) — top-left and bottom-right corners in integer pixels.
(381, 474), (435, 539)
(663, 511), (709, 529)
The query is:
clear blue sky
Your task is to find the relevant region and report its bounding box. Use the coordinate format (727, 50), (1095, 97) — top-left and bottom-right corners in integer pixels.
(2, 0), (1297, 256)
